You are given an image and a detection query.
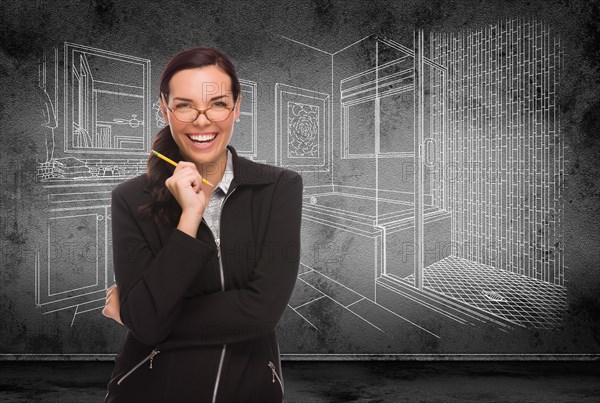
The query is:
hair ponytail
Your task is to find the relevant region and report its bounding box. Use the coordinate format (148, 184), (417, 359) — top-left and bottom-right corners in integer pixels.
(139, 126), (182, 225)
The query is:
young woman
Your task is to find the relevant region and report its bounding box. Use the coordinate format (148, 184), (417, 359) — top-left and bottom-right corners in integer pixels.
(102, 46), (303, 402)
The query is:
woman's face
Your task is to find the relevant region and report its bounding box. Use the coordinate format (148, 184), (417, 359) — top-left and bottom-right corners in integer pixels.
(160, 65), (240, 170)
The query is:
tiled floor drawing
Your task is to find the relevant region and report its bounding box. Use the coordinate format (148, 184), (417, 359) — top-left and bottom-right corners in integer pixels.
(401, 256), (568, 329)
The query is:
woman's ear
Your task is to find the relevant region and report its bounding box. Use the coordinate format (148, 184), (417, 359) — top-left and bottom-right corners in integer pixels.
(159, 95), (169, 124)
(234, 94), (243, 122)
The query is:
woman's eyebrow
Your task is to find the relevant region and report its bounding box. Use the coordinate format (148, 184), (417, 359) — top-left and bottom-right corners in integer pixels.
(208, 95), (229, 101)
(172, 95), (230, 102)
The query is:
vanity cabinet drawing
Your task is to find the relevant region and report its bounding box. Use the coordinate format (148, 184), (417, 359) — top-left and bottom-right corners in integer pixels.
(35, 186), (114, 315)
(35, 43), (151, 324)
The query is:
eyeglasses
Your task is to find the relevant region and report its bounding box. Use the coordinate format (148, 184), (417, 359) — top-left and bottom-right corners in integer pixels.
(161, 93), (236, 123)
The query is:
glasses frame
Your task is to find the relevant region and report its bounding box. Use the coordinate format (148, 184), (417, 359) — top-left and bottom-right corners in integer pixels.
(160, 93), (237, 123)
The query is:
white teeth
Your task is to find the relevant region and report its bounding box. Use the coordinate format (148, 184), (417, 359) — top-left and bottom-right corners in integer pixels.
(189, 133), (216, 142)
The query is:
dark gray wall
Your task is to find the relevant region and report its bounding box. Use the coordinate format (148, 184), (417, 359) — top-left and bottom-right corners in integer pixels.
(0, 0), (598, 357)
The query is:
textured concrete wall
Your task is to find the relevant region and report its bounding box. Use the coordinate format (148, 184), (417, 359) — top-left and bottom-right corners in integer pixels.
(0, 0), (598, 357)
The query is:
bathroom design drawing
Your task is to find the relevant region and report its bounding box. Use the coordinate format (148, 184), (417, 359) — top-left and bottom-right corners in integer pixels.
(33, 21), (567, 353)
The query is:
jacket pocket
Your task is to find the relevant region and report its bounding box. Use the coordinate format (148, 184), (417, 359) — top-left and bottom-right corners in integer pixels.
(117, 348), (160, 386)
(267, 360), (284, 396)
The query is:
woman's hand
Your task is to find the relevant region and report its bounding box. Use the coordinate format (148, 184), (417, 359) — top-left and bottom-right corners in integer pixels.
(165, 162), (208, 237)
(102, 284), (123, 325)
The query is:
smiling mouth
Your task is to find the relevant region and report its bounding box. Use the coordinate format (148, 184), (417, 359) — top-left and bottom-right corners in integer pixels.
(188, 133), (217, 144)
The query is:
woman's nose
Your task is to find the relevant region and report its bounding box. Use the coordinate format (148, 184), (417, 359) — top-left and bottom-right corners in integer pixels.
(192, 112), (211, 125)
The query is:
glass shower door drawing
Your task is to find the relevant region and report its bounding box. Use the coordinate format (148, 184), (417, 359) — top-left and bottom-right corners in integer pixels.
(413, 31), (452, 291)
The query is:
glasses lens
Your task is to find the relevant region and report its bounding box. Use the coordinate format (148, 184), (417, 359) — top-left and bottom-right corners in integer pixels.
(205, 106), (232, 122)
(173, 107), (199, 123)
(171, 105), (233, 123)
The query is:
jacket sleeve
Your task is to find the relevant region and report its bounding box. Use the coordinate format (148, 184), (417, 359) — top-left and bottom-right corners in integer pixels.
(157, 172), (303, 348)
(112, 183), (219, 346)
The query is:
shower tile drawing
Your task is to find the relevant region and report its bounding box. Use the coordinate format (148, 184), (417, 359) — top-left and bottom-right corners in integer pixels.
(432, 20), (565, 286)
(403, 256), (568, 329)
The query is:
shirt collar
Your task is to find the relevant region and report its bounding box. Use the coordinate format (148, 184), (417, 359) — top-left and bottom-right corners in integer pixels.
(217, 148), (234, 194)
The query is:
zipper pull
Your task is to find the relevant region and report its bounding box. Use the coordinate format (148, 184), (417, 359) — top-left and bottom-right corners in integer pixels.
(268, 361), (276, 383)
(215, 238), (221, 258)
(149, 349), (160, 369)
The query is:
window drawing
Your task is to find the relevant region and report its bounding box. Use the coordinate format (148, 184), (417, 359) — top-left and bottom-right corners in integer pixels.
(230, 80), (258, 159)
(340, 50), (416, 159)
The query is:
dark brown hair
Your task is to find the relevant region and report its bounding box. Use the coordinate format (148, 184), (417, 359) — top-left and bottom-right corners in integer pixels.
(140, 46), (241, 225)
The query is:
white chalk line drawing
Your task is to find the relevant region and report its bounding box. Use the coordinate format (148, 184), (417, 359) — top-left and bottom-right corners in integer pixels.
(34, 44), (267, 327)
(300, 266), (441, 338)
(35, 20), (566, 341)
(37, 44), (151, 182)
(234, 80), (259, 159)
(35, 43), (149, 325)
(64, 42), (151, 155)
(402, 256), (567, 329)
(275, 83), (331, 171)
(282, 19), (565, 338)
(38, 48), (59, 162)
(35, 203), (111, 326)
(286, 304), (320, 332)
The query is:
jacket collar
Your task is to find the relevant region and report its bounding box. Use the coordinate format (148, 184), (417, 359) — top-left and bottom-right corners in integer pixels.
(228, 145), (276, 189)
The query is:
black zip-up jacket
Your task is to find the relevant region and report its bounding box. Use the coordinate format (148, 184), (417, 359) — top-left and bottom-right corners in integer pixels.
(105, 146), (303, 402)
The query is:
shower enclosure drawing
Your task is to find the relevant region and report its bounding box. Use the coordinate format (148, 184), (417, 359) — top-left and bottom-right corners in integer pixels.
(287, 20), (566, 344)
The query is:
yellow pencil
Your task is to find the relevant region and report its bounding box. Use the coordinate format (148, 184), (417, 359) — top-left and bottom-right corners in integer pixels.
(151, 149), (215, 187)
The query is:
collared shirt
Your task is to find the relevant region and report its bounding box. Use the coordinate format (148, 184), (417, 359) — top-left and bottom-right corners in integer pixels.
(202, 149), (234, 239)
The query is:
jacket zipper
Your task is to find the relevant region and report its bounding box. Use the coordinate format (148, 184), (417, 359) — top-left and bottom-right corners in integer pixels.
(117, 349), (160, 386)
(210, 186), (236, 403)
(268, 361), (284, 395)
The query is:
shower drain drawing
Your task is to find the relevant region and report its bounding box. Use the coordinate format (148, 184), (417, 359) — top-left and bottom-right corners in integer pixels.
(482, 291), (507, 303)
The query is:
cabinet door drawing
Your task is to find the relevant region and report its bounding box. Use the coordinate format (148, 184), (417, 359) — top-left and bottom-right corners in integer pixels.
(35, 205), (110, 315)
